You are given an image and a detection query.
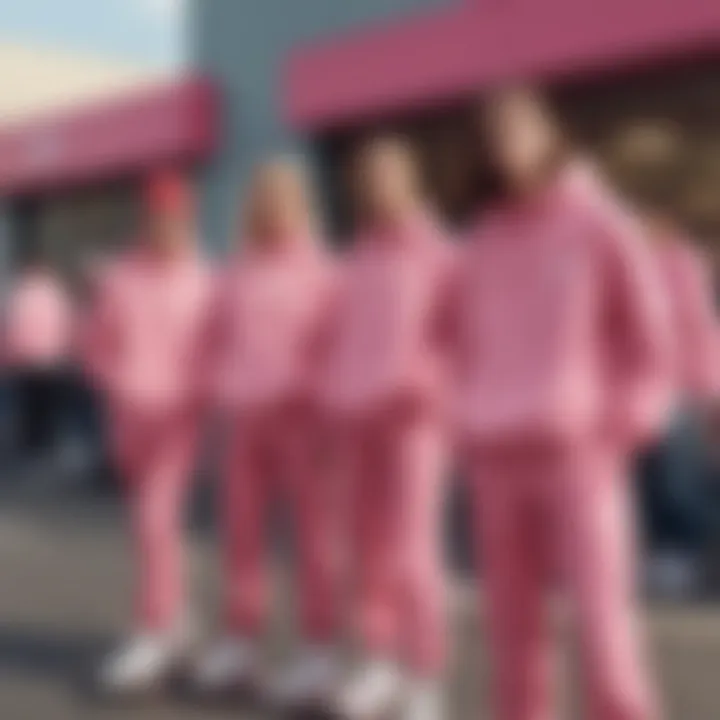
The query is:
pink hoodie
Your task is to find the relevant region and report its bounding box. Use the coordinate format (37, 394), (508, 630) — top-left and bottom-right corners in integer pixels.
(83, 246), (214, 416)
(207, 238), (335, 410)
(3, 269), (73, 368)
(452, 166), (672, 449)
(319, 213), (454, 418)
(653, 235), (719, 402)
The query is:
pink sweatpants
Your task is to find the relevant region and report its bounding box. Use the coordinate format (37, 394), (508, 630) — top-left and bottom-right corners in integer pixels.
(112, 408), (200, 632)
(469, 443), (658, 720)
(340, 409), (448, 675)
(222, 403), (338, 642)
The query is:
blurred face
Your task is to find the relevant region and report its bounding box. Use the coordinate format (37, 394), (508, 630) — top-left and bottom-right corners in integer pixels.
(482, 89), (562, 193)
(145, 210), (193, 256)
(353, 138), (421, 227)
(246, 162), (312, 247)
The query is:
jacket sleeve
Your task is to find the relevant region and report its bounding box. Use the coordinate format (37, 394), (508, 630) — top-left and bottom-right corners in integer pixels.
(194, 273), (231, 410)
(674, 245), (720, 401)
(431, 241), (462, 369)
(597, 203), (674, 449)
(307, 255), (345, 368)
(78, 266), (120, 392)
(0, 284), (19, 367)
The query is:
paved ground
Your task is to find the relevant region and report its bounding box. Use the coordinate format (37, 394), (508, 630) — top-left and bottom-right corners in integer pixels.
(1, 484), (720, 720)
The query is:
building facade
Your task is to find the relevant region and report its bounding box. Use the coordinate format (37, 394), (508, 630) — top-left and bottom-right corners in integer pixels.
(0, 1), (716, 275)
(194, 0), (720, 244)
(193, 0), (452, 245)
(0, 78), (218, 285)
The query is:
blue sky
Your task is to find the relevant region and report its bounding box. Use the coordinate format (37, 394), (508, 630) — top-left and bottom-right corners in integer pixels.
(0, 0), (186, 70)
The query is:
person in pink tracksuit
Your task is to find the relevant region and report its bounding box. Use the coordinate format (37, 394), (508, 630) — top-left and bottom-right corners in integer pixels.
(190, 159), (340, 710)
(3, 260), (74, 462)
(319, 137), (454, 720)
(648, 217), (719, 403)
(4, 262), (73, 369)
(637, 213), (720, 593)
(450, 89), (672, 720)
(83, 170), (214, 693)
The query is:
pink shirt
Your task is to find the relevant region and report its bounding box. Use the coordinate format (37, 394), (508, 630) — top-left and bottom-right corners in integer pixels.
(654, 236), (719, 402)
(4, 270), (73, 367)
(319, 213), (454, 418)
(451, 167), (672, 449)
(83, 246), (214, 416)
(207, 239), (334, 410)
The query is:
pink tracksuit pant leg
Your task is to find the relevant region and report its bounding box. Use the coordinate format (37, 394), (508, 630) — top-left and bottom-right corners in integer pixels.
(223, 406), (337, 641)
(113, 411), (200, 632)
(346, 410), (447, 675)
(470, 445), (658, 720)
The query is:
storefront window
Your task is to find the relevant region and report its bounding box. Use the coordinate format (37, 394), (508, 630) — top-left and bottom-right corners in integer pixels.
(320, 59), (719, 243)
(11, 180), (140, 291)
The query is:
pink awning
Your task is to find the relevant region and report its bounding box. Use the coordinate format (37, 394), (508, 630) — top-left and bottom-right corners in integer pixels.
(285, 0), (720, 130)
(0, 76), (219, 196)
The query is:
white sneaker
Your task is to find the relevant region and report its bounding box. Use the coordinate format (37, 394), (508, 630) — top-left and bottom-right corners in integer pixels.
(99, 632), (189, 693)
(266, 645), (337, 708)
(336, 659), (404, 718)
(401, 679), (442, 720)
(193, 636), (257, 693)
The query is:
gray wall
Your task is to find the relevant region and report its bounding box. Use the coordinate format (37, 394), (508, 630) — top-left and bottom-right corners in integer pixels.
(193, 0), (452, 249)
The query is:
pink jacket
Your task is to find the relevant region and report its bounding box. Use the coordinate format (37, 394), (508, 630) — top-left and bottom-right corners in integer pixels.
(3, 269), (73, 367)
(451, 166), (672, 449)
(654, 236), (719, 402)
(319, 213), (454, 418)
(83, 246), (214, 416)
(207, 239), (335, 410)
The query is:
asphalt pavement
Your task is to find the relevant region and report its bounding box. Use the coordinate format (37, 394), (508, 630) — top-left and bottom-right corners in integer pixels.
(1, 484), (719, 719)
